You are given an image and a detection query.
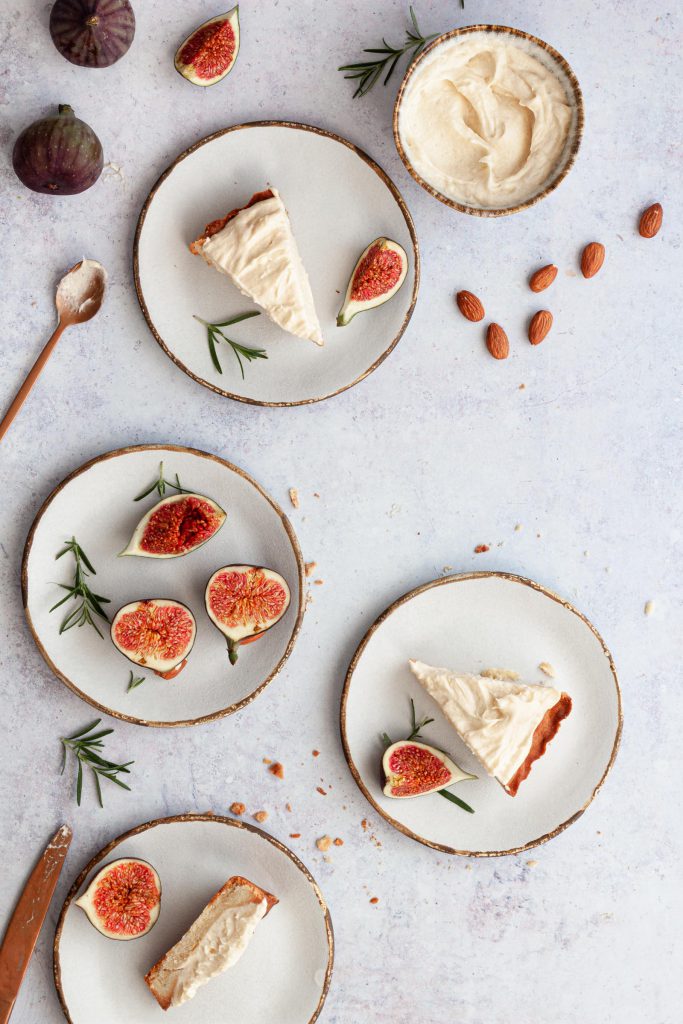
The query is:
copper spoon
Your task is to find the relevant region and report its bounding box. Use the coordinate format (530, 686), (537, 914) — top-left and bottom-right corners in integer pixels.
(0, 259), (107, 443)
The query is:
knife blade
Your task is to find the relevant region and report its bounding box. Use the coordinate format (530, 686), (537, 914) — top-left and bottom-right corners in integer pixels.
(0, 824), (72, 1024)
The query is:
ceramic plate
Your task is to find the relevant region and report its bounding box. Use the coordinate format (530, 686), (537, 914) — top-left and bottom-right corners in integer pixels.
(341, 572), (621, 856)
(22, 445), (303, 727)
(54, 815), (333, 1024)
(134, 121), (419, 406)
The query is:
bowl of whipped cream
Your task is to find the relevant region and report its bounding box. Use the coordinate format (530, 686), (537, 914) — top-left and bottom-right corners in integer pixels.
(393, 25), (584, 216)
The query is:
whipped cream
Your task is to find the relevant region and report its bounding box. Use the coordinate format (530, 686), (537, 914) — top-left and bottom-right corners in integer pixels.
(398, 35), (574, 209)
(409, 660), (562, 784)
(200, 189), (324, 345)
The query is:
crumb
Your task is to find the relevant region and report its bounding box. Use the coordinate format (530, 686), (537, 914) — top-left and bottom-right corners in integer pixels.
(369, 897), (379, 905)
(316, 835), (332, 852)
(518, 383), (526, 390)
(388, 503), (401, 517)
(465, 864), (472, 871)
(323, 855), (332, 863)
(442, 565), (453, 573)
(482, 667), (520, 681)
(584, 550), (590, 557)
(305, 592), (314, 608)
(536, 532), (542, 539)
(333, 838), (344, 846)
(253, 810), (268, 823)
(269, 762), (284, 779)
(514, 523), (522, 532)
(526, 859), (539, 868)
(361, 819), (369, 831)
(316, 786), (327, 796)
(286, 803), (293, 812)
(304, 561), (317, 577)
(644, 600), (655, 616)
(538, 662), (556, 678)
(289, 833), (301, 839)
(314, 579), (324, 586)
(229, 802), (246, 816)
(313, 492), (320, 498)
(263, 757), (272, 765)
(474, 544), (490, 554)
(312, 749), (320, 757)
(288, 487), (300, 508)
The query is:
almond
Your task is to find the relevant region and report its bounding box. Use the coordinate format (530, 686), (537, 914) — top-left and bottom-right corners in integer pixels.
(456, 290), (485, 322)
(580, 242), (605, 279)
(528, 310), (553, 345)
(486, 323), (509, 360)
(639, 202), (663, 238)
(529, 264), (558, 292)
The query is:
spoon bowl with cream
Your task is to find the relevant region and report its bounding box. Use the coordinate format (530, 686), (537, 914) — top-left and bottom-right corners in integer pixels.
(394, 25), (583, 216)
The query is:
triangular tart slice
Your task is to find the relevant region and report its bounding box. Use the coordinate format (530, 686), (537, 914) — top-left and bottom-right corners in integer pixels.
(408, 660), (572, 796)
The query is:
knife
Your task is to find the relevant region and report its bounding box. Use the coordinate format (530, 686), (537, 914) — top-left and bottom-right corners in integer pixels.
(0, 825), (72, 1024)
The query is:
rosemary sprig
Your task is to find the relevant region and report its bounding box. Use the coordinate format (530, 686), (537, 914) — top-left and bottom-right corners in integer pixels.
(134, 461), (190, 502)
(339, 6), (440, 98)
(50, 538), (110, 638)
(194, 312), (266, 379)
(127, 671), (146, 692)
(60, 719), (134, 807)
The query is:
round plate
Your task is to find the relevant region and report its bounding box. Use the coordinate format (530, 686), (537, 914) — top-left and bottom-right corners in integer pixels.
(54, 814), (333, 1024)
(134, 121), (419, 406)
(22, 445), (304, 727)
(341, 572), (621, 856)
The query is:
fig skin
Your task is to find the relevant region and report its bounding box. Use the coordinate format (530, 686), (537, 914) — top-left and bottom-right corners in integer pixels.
(50, 0), (136, 68)
(75, 858), (161, 940)
(12, 105), (103, 195)
(175, 7), (241, 87)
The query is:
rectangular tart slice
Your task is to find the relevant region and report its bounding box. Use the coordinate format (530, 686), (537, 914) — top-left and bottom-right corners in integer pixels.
(144, 875), (278, 1011)
(191, 188), (324, 346)
(408, 660), (572, 796)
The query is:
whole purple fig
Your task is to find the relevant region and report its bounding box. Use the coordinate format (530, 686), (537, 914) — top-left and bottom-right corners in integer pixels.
(50, 0), (135, 68)
(12, 105), (103, 196)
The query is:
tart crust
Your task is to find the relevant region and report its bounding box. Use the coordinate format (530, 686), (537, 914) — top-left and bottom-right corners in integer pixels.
(504, 693), (572, 796)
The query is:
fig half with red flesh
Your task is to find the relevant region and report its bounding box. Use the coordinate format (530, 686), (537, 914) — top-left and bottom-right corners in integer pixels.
(175, 7), (240, 87)
(75, 858), (161, 940)
(120, 493), (226, 559)
(337, 237), (408, 326)
(50, 0), (136, 68)
(111, 599), (196, 677)
(382, 740), (475, 798)
(205, 565), (290, 665)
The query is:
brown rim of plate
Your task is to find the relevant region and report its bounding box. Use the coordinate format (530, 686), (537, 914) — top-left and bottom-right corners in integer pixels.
(340, 571), (622, 857)
(21, 444), (305, 729)
(53, 813), (334, 1024)
(133, 120), (421, 406)
(393, 25), (585, 217)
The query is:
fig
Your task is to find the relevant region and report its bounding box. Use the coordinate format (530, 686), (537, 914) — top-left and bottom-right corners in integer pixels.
(50, 0), (135, 68)
(111, 599), (197, 677)
(382, 740), (475, 798)
(175, 7), (240, 87)
(12, 105), (103, 196)
(120, 493), (226, 559)
(337, 237), (408, 327)
(205, 564), (290, 665)
(75, 858), (161, 940)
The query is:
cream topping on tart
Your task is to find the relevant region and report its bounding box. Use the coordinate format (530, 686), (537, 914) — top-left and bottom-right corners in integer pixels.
(408, 659), (565, 787)
(197, 189), (324, 346)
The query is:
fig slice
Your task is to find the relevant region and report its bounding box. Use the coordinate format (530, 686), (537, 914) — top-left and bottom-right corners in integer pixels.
(75, 858), (161, 940)
(205, 564), (291, 665)
(175, 7), (240, 87)
(111, 599), (196, 676)
(337, 237), (408, 327)
(120, 493), (226, 559)
(382, 740), (475, 798)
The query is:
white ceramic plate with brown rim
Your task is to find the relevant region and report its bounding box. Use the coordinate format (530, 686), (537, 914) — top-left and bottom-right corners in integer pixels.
(22, 445), (304, 727)
(393, 25), (584, 216)
(54, 814), (333, 1024)
(341, 572), (621, 856)
(134, 121), (419, 406)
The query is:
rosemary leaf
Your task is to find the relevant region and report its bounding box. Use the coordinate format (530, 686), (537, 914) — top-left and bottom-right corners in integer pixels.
(438, 789), (474, 813)
(127, 671), (146, 692)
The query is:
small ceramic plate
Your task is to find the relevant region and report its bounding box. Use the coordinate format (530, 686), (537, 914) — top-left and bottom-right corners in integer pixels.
(341, 572), (621, 856)
(22, 445), (303, 727)
(54, 814), (333, 1024)
(134, 121), (419, 406)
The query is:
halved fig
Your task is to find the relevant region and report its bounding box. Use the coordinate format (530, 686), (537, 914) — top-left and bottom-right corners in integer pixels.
(111, 599), (196, 677)
(120, 493), (226, 559)
(205, 564), (290, 665)
(75, 858), (161, 940)
(175, 7), (240, 87)
(337, 237), (408, 326)
(382, 740), (475, 798)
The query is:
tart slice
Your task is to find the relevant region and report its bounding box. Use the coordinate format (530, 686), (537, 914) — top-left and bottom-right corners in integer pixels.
(191, 188), (324, 346)
(144, 875), (277, 1010)
(408, 660), (572, 796)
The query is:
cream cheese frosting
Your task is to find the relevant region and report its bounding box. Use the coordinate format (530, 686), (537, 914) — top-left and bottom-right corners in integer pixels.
(200, 189), (324, 345)
(398, 35), (573, 209)
(409, 659), (563, 785)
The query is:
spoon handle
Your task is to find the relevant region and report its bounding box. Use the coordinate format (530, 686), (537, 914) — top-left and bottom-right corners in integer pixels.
(0, 321), (67, 444)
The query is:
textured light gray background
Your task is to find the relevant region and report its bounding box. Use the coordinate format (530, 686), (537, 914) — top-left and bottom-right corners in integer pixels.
(0, 2), (681, 1022)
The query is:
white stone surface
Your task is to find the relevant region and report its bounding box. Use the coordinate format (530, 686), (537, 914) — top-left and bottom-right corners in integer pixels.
(0, 2), (680, 1022)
